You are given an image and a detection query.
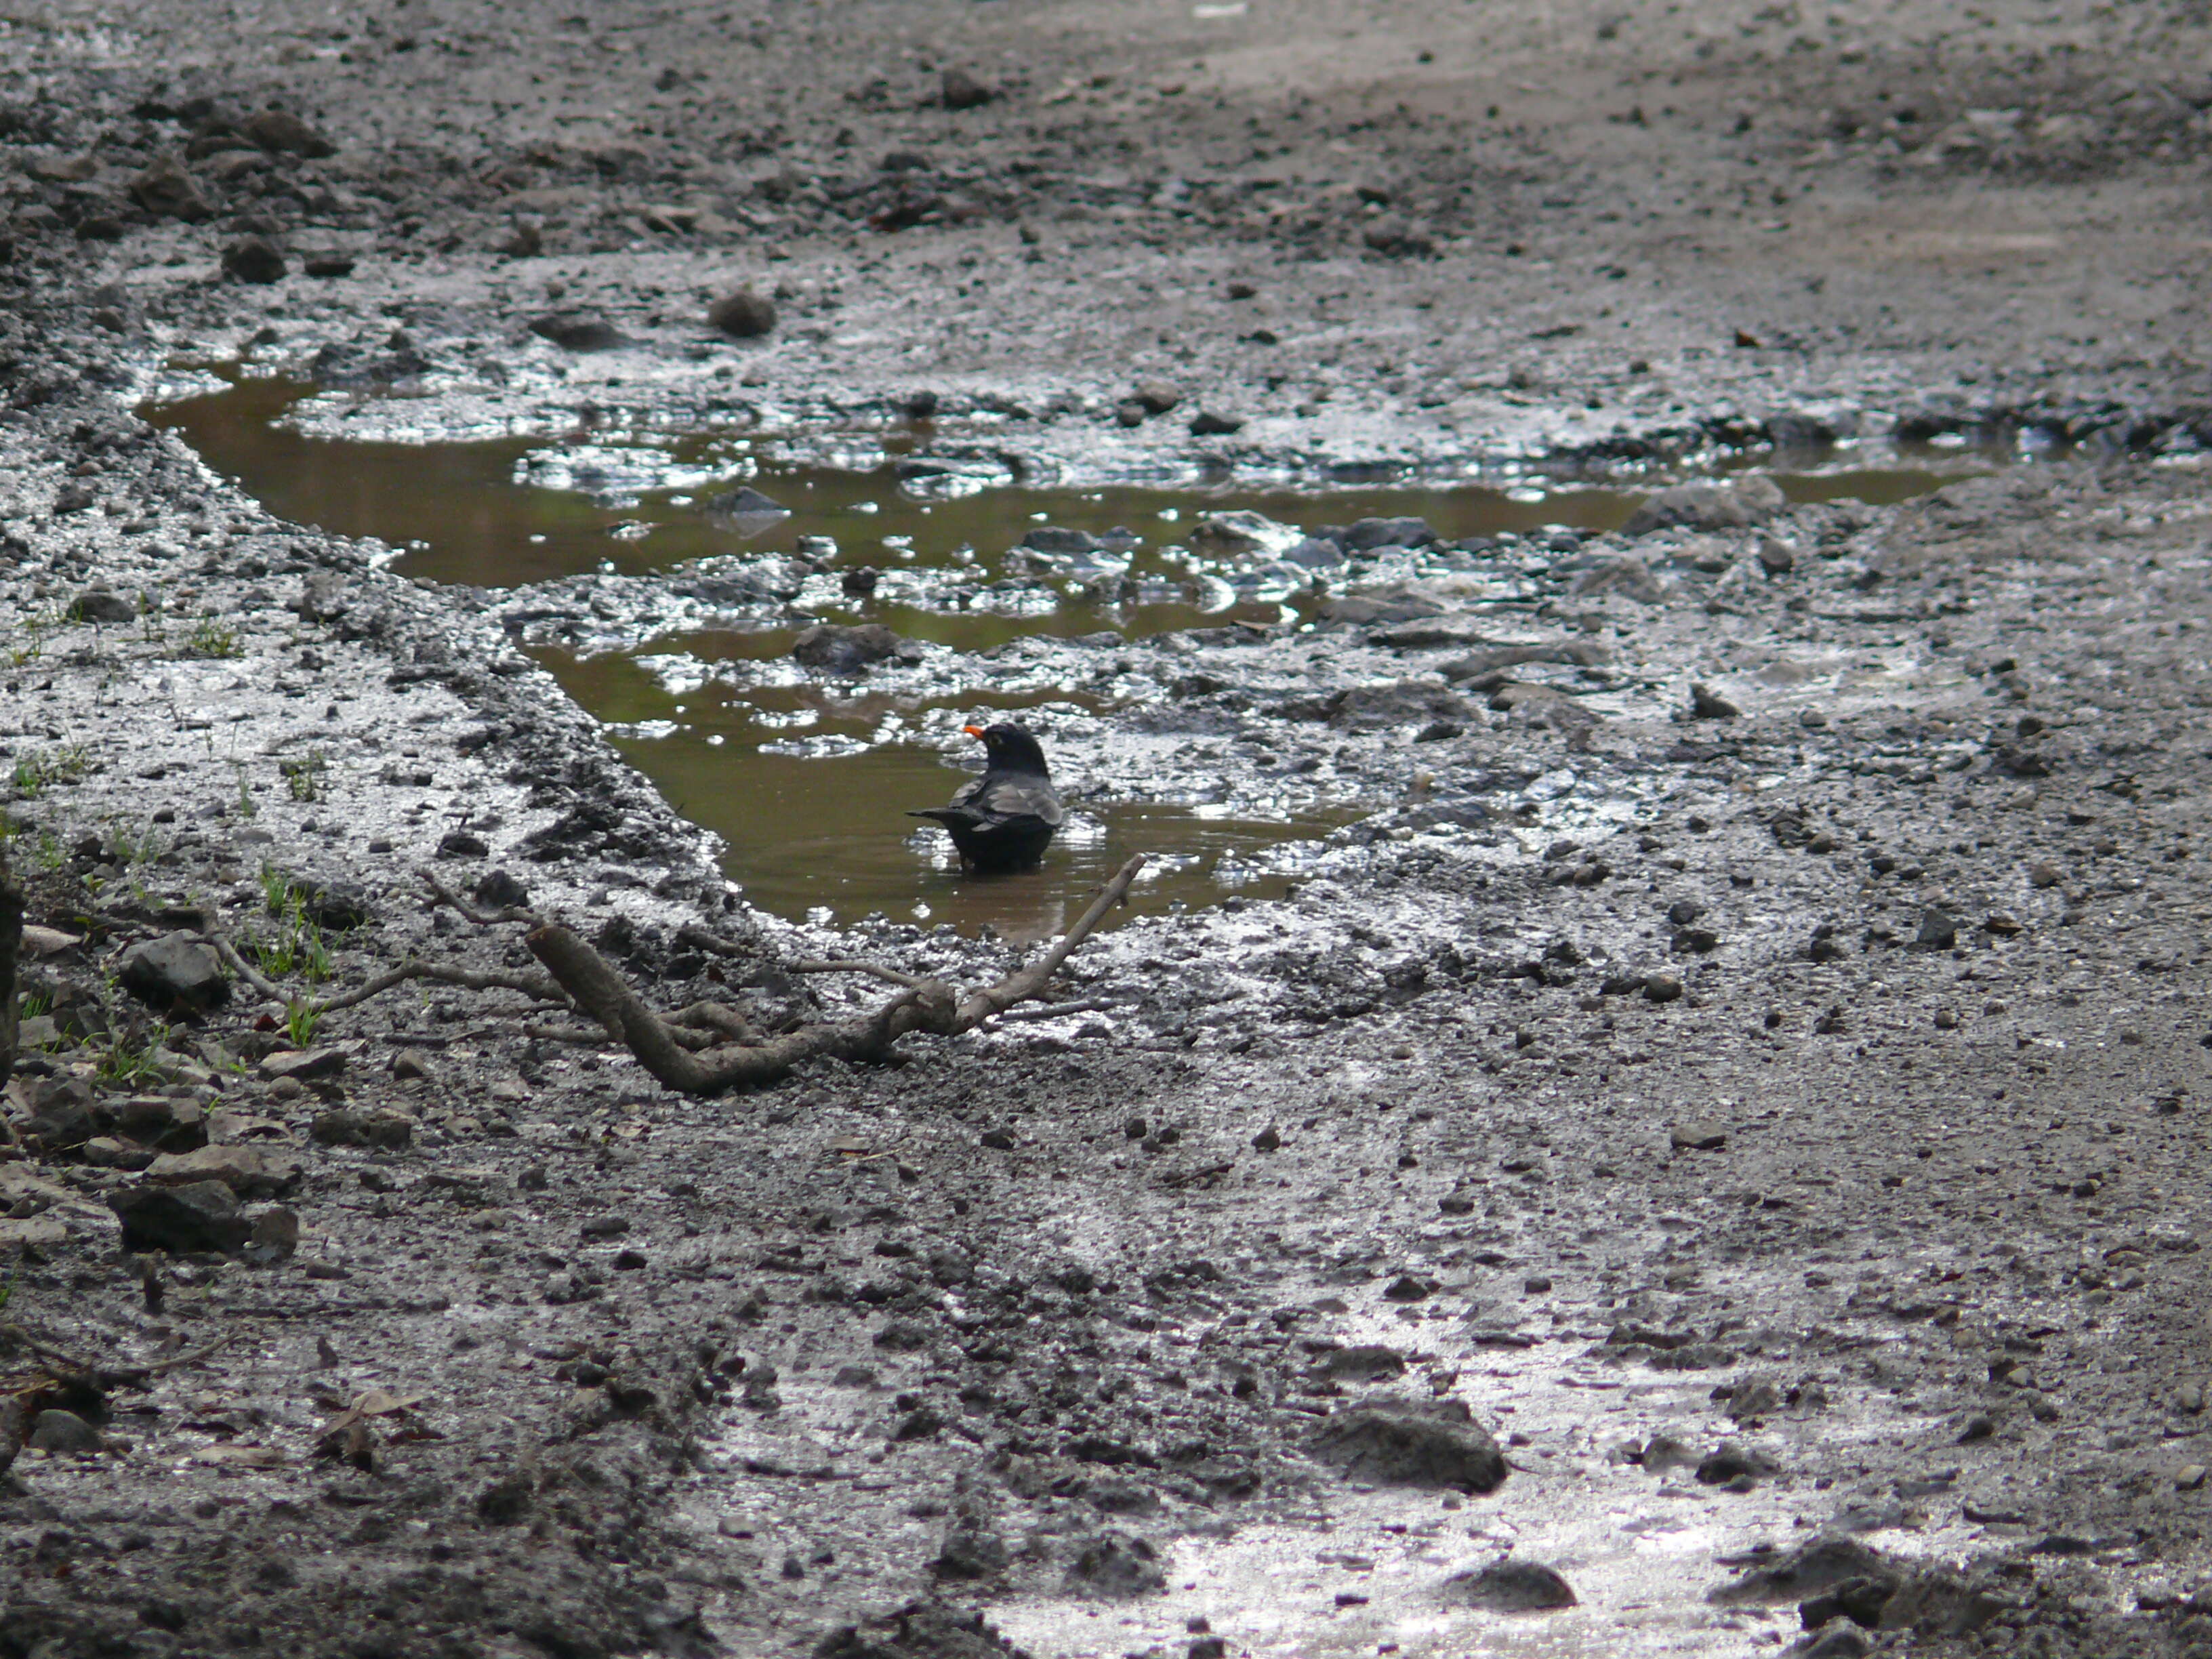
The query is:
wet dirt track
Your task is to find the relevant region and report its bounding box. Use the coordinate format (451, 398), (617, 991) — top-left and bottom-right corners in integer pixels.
(5, 3), (2212, 1659)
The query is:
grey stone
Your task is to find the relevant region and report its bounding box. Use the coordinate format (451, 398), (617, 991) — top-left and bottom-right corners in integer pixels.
(941, 67), (995, 110)
(310, 1107), (413, 1149)
(221, 236), (287, 284)
(706, 289), (777, 338)
(69, 586), (136, 623)
(1714, 1537), (1896, 1604)
(27, 1409), (103, 1454)
(1691, 683), (1741, 720)
(1443, 1559), (1577, 1611)
(117, 935), (230, 1016)
(259, 1047), (344, 1083)
(243, 109), (335, 157)
(1572, 556), (1668, 603)
(1310, 1403), (1507, 1493)
(792, 623), (913, 674)
(129, 153), (212, 220)
(145, 1143), (300, 1198)
(1065, 1531), (1166, 1597)
(527, 310), (626, 351)
(110, 1179), (253, 1254)
(1621, 476), (1786, 537)
(1187, 410), (1244, 437)
(1342, 516), (1437, 551)
(1131, 380), (1179, 415)
(1020, 525), (1100, 555)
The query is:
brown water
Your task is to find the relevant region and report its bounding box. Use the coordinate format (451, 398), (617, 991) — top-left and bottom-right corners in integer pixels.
(539, 639), (1357, 939)
(141, 373), (1981, 934)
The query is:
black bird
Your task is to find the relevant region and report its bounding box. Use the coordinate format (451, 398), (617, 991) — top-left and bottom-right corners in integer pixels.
(908, 722), (1063, 873)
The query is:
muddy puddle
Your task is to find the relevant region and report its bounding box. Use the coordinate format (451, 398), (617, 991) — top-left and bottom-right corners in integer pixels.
(144, 373), (1993, 934)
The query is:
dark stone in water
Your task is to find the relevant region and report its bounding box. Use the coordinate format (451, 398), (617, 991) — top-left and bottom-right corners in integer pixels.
(793, 623), (914, 674)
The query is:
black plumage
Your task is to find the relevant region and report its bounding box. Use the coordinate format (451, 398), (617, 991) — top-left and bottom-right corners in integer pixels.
(908, 722), (1063, 873)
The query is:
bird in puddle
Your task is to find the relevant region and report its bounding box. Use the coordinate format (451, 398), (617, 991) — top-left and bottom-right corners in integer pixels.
(909, 722), (1063, 873)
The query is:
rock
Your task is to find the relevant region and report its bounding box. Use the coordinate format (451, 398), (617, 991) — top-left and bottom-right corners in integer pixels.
(2028, 861), (2063, 888)
(293, 569), (350, 622)
(27, 1410), (103, 1454)
(128, 153), (213, 220)
(1310, 1403), (1507, 1494)
(2178, 1464), (2207, 1491)
(1282, 536), (1346, 569)
(1690, 684), (1741, 720)
(1877, 1572), (2008, 1637)
(436, 830), (489, 858)
(1641, 1433), (1701, 1473)
(243, 108), (335, 157)
(68, 586), (137, 623)
(1132, 380), (1180, 415)
(1622, 476), (1785, 537)
(707, 289), (777, 338)
(528, 310), (626, 351)
(476, 1474), (534, 1523)
(1381, 1274), (1431, 1303)
(792, 623), (913, 673)
(874, 1319), (931, 1352)
(1250, 1126), (1281, 1152)
(301, 251), (356, 278)
(1916, 909), (1959, 949)
(941, 68), (995, 110)
(1801, 1575), (1902, 1632)
(1794, 1627), (1870, 1659)
(145, 1143), (299, 1199)
(1187, 410), (1244, 438)
(221, 236), (287, 284)
(1314, 593), (1445, 628)
(1490, 683), (1601, 733)
(705, 485), (790, 527)
(260, 1047), (344, 1083)
(81, 1136), (155, 1170)
(1315, 1345), (1406, 1383)
(1326, 681), (1469, 730)
(288, 875), (372, 929)
(110, 1179), (253, 1254)
(1715, 1537), (1898, 1604)
(24, 1078), (98, 1151)
(310, 1108), (413, 1149)
(1020, 526), (1100, 555)
(1572, 557), (1668, 604)
(1643, 974), (1685, 1004)
(932, 1519), (1010, 1580)
(472, 868), (531, 909)
(1757, 535), (1797, 575)
(1338, 516), (1435, 552)
(1670, 1122), (1728, 1151)
(1443, 1559), (1578, 1611)
(1066, 1531), (1166, 1597)
(1725, 1379), (1784, 1422)
(117, 935), (230, 1017)
(391, 1048), (435, 1082)
(1696, 1441), (1777, 1486)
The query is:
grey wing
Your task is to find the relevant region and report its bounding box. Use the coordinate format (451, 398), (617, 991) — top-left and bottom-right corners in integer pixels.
(978, 776), (1063, 827)
(947, 775), (987, 810)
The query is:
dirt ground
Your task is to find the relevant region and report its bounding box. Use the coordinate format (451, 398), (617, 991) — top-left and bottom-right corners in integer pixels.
(7, 2), (2212, 1657)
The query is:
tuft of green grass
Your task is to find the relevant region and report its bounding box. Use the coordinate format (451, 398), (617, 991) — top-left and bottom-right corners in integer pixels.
(10, 745), (90, 800)
(183, 616), (242, 659)
(281, 748), (329, 803)
(285, 1000), (323, 1050)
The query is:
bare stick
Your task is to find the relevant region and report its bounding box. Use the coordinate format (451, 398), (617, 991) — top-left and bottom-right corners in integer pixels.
(207, 935), (287, 1004)
(790, 959), (932, 989)
(955, 855), (1145, 1027)
(990, 996), (1121, 1026)
(312, 959), (573, 1015)
(523, 855), (1147, 1095)
(674, 923), (751, 959)
(665, 1001), (758, 1043)
(523, 1023), (617, 1046)
(421, 873), (539, 928)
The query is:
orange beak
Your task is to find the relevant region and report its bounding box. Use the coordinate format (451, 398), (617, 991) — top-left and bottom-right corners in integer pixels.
(962, 724), (986, 739)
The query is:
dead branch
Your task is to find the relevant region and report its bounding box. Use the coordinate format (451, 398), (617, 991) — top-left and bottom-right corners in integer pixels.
(525, 855), (1146, 1094)
(523, 1023), (621, 1046)
(674, 923), (749, 958)
(790, 959), (932, 989)
(207, 934), (287, 1005)
(312, 959), (573, 1016)
(3, 1326), (228, 1388)
(665, 1001), (759, 1043)
(991, 996), (1120, 1025)
(421, 873), (540, 928)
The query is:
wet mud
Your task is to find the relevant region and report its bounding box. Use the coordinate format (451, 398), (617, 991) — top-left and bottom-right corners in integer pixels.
(6, 3), (2212, 1658)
